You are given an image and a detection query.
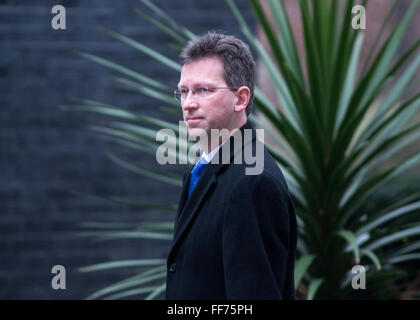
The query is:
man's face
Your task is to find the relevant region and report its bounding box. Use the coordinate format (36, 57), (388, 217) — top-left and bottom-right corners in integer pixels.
(178, 56), (237, 142)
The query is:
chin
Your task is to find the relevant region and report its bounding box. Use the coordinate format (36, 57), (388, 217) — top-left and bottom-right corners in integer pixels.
(187, 127), (208, 141)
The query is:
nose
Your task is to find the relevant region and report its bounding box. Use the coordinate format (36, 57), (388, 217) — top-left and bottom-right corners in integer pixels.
(181, 92), (199, 111)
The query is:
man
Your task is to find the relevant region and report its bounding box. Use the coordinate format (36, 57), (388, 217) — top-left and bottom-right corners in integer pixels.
(165, 31), (297, 300)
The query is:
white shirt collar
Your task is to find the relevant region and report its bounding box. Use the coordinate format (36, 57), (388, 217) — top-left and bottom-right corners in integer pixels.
(201, 139), (228, 163)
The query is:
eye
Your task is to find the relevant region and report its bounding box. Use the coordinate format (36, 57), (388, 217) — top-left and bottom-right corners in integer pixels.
(199, 87), (210, 94)
(180, 89), (189, 95)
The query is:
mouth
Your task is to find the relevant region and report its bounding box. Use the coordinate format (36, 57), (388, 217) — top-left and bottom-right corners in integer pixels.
(186, 116), (204, 122)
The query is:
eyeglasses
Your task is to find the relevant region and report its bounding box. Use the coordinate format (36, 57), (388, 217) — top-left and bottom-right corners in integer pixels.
(173, 87), (237, 101)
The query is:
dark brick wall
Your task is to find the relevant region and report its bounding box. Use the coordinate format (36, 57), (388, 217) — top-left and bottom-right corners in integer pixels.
(0, 0), (255, 299)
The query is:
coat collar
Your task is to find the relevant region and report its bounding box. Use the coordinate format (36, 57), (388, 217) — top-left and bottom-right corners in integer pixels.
(168, 120), (257, 262)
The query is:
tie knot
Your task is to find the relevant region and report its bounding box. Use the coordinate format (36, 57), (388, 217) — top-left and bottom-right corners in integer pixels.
(191, 158), (208, 177)
(188, 158), (208, 197)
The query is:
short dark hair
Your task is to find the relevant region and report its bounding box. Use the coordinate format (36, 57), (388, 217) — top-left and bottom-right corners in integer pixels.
(180, 31), (255, 116)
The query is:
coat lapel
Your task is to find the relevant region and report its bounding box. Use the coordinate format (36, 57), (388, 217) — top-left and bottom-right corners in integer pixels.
(173, 170), (191, 232)
(168, 164), (219, 261)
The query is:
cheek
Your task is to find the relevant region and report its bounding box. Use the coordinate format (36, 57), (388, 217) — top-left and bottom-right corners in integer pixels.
(219, 98), (235, 117)
(204, 96), (234, 123)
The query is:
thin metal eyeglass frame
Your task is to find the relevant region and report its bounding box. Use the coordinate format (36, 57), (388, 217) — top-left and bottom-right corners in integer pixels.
(173, 87), (237, 101)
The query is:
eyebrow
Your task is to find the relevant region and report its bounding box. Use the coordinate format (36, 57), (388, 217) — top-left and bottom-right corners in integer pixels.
(177, 81), (216, 89)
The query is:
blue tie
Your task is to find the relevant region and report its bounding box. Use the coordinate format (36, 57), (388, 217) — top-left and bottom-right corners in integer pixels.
(188, 158), (208, 196)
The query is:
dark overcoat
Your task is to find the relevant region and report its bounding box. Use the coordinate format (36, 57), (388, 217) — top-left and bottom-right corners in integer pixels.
(165, 120), (297, 299)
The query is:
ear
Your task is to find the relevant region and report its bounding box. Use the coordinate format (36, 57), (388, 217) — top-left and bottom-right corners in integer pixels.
(234, 86), (250, 112)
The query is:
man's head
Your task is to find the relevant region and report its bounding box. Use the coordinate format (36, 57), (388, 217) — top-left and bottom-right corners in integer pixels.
(176, 31), (255, 148)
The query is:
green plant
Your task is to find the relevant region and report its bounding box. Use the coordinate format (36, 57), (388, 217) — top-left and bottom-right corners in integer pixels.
(69, 0), (420, 299)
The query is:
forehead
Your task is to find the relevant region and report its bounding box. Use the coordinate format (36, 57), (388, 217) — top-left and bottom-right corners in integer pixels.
(178, 56), (225, 87)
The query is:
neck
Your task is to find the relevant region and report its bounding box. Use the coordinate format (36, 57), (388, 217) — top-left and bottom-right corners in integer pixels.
(199, 116), (248, 154)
